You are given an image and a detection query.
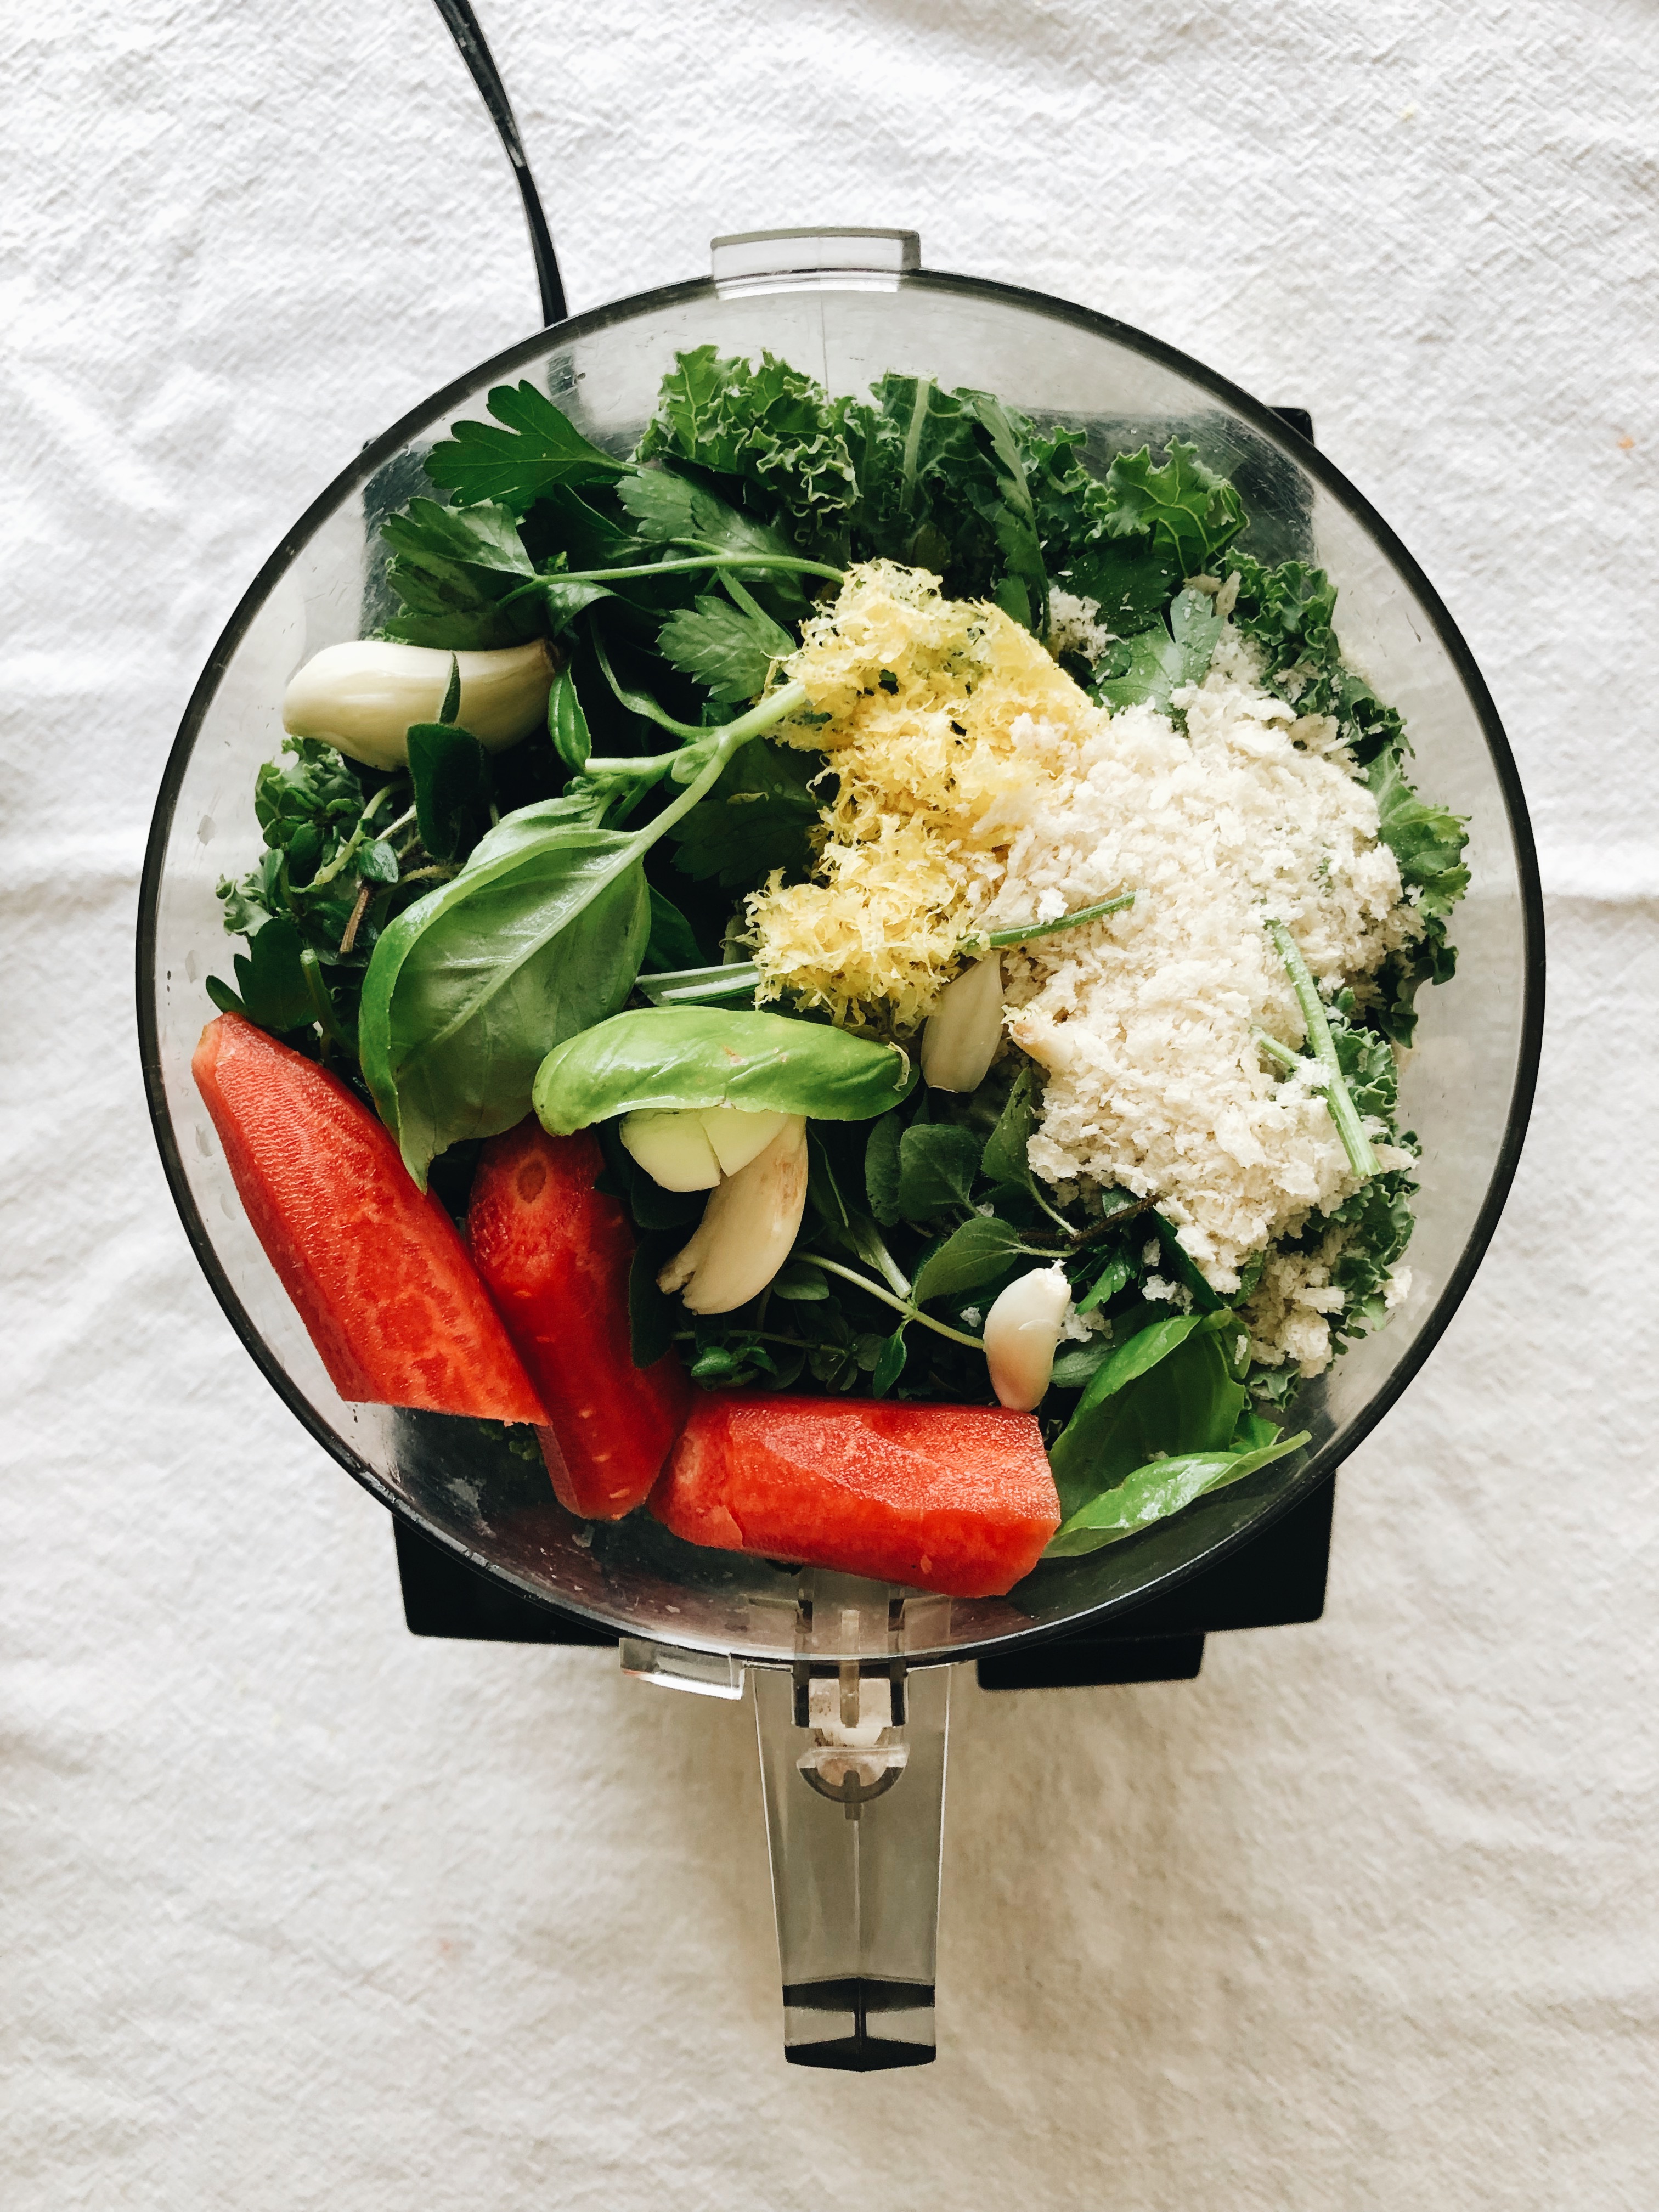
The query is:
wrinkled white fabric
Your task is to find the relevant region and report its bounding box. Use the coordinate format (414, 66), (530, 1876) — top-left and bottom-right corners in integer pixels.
(3, 1), (1655, 2204)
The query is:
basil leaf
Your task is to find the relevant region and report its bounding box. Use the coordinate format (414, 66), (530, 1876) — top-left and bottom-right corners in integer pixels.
(896, 1124), (981, 1217)
(772, 1262), (830, 1302)
(532, 1008), (916, 1132)
(406, 721), (493, 863)
(864, 1111), (905, 1226)
(643, 888), (703, 973)
(1049, 1324), (1245, 1520)
(1045, 1432), (1311, 1557)
(871, 1328), (908, 1399)
(981, 1064), (1039, 1190)
(911, 1215), (1026, 1304)
(547, 665), (592, 771)
(359, 820), (651, 1187)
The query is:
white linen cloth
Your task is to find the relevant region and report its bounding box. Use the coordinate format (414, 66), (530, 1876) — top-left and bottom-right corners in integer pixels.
(3, 1), (1654, 2203)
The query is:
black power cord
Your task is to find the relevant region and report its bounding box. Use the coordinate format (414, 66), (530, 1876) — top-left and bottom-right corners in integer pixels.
(432, 0), (567, 325)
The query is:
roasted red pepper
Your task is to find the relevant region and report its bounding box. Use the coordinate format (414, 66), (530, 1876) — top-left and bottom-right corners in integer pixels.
(192, 1014), (545, 1423)
(468, 1120), (690, 1519)
(651, 1392), (1060, 1598)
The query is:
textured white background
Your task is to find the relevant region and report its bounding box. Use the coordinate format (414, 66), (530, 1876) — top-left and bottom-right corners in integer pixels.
(4, 0), (1656, 2203)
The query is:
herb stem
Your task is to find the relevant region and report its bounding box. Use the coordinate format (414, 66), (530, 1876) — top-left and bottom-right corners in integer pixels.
(803, 1252), (985, 1352)
(1252, 1028), (1302, 1076)
(339, 879), (374, 956)
(1264, 919), (1379, 1181)
(307, 785), (403, 894)
(969, 890), (1136, 953)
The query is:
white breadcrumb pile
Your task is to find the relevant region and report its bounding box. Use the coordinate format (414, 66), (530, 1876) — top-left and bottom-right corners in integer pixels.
(1241, 1243), (1414, 1378)
(998, 623), (1419, 1295)
(745, 562), (1424, 1364)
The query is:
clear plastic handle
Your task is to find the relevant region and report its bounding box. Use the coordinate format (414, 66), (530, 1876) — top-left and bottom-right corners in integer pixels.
(753, 1577), (951, 2070)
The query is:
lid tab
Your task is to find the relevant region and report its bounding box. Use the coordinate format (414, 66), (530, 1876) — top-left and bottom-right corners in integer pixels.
(710, 228), (921, 281)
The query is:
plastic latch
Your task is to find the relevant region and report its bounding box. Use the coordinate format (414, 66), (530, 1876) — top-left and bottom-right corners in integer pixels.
(710, 228), (921, 282)
(618, 1637), (746, 1700)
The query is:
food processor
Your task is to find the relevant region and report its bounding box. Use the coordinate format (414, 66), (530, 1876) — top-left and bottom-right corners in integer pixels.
(137, 5), (1544, 2071)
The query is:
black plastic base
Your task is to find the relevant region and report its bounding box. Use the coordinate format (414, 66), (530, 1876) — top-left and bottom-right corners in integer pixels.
(393, 1474), (1333, 1689)
(782, 1978), (936, 2070)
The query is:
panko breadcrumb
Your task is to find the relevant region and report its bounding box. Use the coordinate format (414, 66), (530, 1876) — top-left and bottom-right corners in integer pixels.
(744, 563), (1424, 1358)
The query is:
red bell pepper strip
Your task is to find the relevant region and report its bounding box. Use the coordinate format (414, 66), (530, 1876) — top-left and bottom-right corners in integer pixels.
(467, 1121), (691, 1520)
(191, 1014), (546, 1423)
(651, 1392), (1060, 1599)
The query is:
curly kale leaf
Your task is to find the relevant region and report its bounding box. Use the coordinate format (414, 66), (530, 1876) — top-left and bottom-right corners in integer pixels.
(1018, 428), (1243, 647)
(832, 374), (1050, 629)
(1097, 438), (1246, 582)
(637, 346), (859, 549)
(1227, 555), (1404, 761)
(1023, 425), (1186, 635)
(1227, 554), (1469, 1045)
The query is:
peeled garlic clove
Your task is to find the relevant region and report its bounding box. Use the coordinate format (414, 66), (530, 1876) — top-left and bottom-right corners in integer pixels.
(983, 1263), (1073, 1411)
(699, 1106), (789, 1177)
(619, 1110), (723, 1192)
(281, 639), (556, 769)
(920, 953), (1005, 1092)
(658, 1117), (809, 1314)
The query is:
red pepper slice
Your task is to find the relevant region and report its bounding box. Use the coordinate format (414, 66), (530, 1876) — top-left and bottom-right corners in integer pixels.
(651, 1392), (1060, 1598)
(468, 1121), (690, 1520)
(192, 1014), (545, 1423)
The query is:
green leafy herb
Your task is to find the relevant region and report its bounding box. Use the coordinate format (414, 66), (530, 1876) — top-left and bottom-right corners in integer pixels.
(643, 888), (704, 973)
(657, 589), (795, 703)
(407, 719), (493, 863)
(1049, 1318), (1244, 1520)
(666, 737), (823, 890)
(637, 346), (859, 545)
(359, 684), (809, 1184)
(532, 1006), (916, 1133)
(1045, 1430), (1311, 1556)
(895, 1123), (981, 1217)
(910, 1215), (1029, 1303)
(207, 916), (313, 1034)
(1094, 587), (1223, 716)
(1098, 439), (1245, 579)
(547, 664), (592, 771)
(424, 381), (629, 514)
